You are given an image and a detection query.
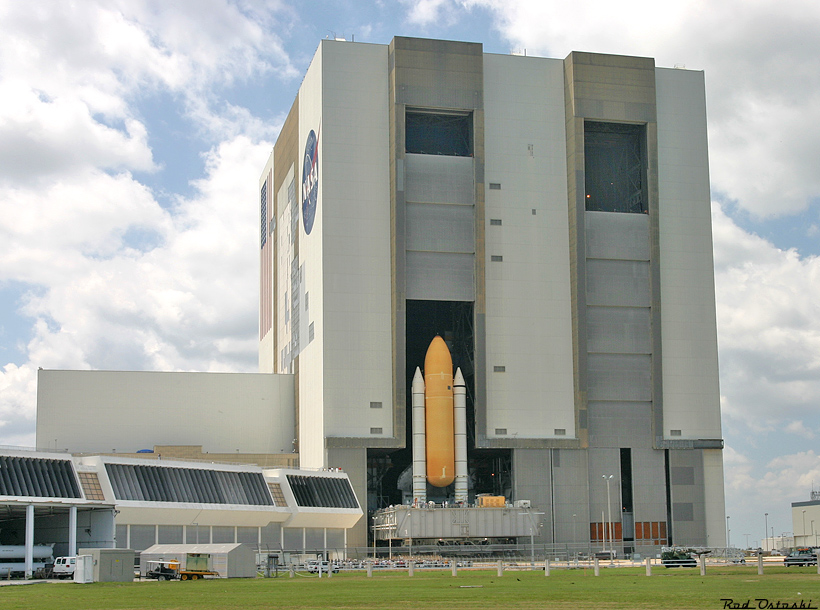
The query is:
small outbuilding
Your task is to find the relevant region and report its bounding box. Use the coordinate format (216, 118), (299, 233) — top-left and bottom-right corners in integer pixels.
(77, 548), (135, 582)
(140, 543), (256, 578)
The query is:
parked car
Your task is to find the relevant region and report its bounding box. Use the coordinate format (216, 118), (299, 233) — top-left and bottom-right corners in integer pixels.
(784, 549), (818, 567)
(305, 560), (339, 574)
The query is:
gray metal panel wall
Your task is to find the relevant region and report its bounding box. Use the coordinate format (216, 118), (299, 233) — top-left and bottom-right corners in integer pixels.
(380, 507), (535, 539)
(406, 202), (475, 253)
(586, 354), (651, 401)
(405, 251), (475, 301)
(391, 37), (483, 109)
(587, 401), (653, 448)
(551, 449), (590, 543)
(585, 211), (650, 260)
(405, 154), (474, 205)
(565, 52), (657, 124)
(586, 260), (650, 307)
(668, 449), (707, 545)
(631, 448), (668, 522)
(512, 449), (553, 542)
(587, 307), (651, 354)
(631, 447), (671, 553)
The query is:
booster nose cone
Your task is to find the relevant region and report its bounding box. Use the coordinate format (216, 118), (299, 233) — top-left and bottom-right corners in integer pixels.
(424, 335), (455, 487)
(412, 367), (425, 393)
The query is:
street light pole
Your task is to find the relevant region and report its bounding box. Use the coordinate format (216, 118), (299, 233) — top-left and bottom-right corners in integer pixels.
(603, 475), (614, 557)
(726, 516), (731, 548)
(530, 526), (535, 568)
(802, 510), (806, 546)
(518, 511), (543, 568)
(572, 513), (577, 561)
(764, 513), (768, 552)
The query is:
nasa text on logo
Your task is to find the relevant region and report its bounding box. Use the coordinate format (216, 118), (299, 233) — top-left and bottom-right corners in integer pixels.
(302, 129), (319, 235)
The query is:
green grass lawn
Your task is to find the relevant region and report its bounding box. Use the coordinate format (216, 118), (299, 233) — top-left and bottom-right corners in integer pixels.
(2, 566), (818, 610)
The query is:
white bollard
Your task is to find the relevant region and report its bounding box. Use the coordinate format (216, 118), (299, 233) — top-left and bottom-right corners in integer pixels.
(593, 557), (600, 576)
(367, 563), (373, 577)
(757, 554), (763, 575)
(544, 559), (550, 576)
(289, 565), (294, 578)
(451, 560), (457, 576)
(699, 554), (706, 576)
(497, 560), (503, 577)
(409, 561), (414, 577)
(645, 557), (651, 576)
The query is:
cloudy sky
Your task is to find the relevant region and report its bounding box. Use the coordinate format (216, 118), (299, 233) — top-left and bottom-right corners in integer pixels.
(1, 0), (819, 549)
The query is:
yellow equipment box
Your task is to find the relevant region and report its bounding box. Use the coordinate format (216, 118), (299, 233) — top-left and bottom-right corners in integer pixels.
(476, 495), (506, 507)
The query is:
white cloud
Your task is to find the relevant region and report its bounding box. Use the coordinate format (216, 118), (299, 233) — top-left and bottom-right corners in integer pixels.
(0, 85), (155, 184)
(785, 420), (815, 440)
(14, 136), (269, 373)
(0, 171), (169, 285)
(727, 448), (820, 501)
(712, 203), (820, 433)
(0, 0), (295, 184)
(0, 363), (37, 448)
(401, 0), (455, 25)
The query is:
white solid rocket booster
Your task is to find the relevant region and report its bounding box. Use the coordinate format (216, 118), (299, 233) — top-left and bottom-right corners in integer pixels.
(454, 367), (468, 503)
(411, 367), (427, 503)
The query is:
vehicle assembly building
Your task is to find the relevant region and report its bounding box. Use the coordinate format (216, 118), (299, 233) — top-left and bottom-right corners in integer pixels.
(257, 36), (725, 554)
(35, 36), (725, 557)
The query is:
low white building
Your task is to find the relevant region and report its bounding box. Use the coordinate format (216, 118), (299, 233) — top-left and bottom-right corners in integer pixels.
(792, 494), (820, 548)
(0, 448), (363, 577)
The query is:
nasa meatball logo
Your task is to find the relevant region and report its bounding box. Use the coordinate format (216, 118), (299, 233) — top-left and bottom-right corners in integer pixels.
(301, 129), (319, 235)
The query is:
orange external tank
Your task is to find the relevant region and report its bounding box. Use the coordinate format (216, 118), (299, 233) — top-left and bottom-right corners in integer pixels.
(424, 335), (455, 487)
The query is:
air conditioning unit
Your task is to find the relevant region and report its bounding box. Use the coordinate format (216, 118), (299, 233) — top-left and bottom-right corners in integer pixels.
(513, 500), (531, 508)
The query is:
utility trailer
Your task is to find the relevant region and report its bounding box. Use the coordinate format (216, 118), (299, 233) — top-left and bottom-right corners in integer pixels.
(145, 554), (219, 580)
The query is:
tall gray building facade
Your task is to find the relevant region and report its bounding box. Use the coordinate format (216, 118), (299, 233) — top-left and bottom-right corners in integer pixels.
(259, 36), (725, 552)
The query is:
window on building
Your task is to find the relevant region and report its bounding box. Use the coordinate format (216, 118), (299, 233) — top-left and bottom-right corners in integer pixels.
(78, 471), (105, 501)
(584, 121), (646, 213)
(286, 475), (359, 508)
(405, 111), (473, 157)
(267, 482), (287, 507)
